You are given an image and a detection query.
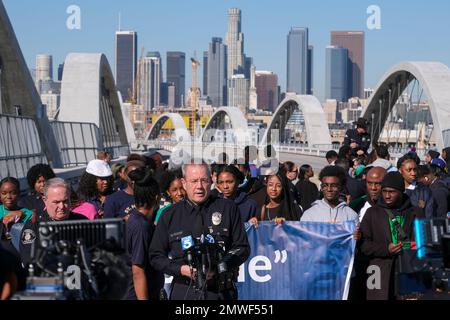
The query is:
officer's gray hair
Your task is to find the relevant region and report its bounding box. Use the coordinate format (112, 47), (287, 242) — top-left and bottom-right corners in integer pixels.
(181, 160), (211, 178)
(43, 177), (70, 197)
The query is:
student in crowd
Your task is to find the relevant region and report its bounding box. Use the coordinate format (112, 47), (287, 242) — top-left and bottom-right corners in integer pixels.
(18, 164), (56, 216)
(235, 162), (265, 198)
(359, 172), (421, 300)
(154, 169), (186, 224)
(252, 173), (302, 225)
(0, 177), (34, 238)
(397, 154), (435, 218)
(125, 168), (164, 300)
(365, 144), (397, 172)
(441, 147), (450, 174)
(418, 159), (449, 218)
(424, 150), (440, 164)
(295, 164), (319, 211)
(326, 150), (338, 165)
(301, 166), (360, 230)
(111, 163), (127, 191)
(72, 159), (113, 220)
(335, 158), (366, 205)
(280, 161), (302, 207)
(104, 160), (145, 220)
(216, 165), (258, 223)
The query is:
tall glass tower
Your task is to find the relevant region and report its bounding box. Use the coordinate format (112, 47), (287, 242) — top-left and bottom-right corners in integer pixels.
(287, 27), (309, 94)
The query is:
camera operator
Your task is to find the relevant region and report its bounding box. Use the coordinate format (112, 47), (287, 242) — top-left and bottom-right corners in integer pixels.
(19, 178), (87, 267)
(149, 161), (250, 300)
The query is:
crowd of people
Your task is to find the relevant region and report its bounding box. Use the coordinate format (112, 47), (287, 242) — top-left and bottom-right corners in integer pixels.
(1, 135), (450, 300)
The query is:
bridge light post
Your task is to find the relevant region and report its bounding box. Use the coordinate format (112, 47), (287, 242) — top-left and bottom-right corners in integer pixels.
(378, 99), (383, 140)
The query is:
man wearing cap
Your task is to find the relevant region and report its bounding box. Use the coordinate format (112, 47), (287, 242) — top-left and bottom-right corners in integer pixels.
(359, 172), (421, 300)
(343, 118), (371, 156)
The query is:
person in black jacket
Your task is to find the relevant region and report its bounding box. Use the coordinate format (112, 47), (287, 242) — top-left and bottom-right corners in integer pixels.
(295, 165), (319, 211)
(149, 162), (250, 300)
(216, 165), (258, 223)
(418, 160), (449, 218)
(397, 154), (435, 218)
(280, 161), (302, 208)
(19, 178), (87, 267)
(343, 118), (371, 156)
(360, 172), (421, 300)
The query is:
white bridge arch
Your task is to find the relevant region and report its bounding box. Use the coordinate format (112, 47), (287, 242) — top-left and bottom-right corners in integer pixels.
(362, 61), (450, 150)
(260, 94), (332, 147)
(145, 113), (191, 143)
(201, 107), (249, 143)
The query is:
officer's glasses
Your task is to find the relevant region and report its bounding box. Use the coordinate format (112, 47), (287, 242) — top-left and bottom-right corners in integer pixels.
(187, 178), (210, 186)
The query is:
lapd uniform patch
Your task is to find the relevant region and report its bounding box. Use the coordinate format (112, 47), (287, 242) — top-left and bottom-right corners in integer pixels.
(212, 212), (222, 226)
(21, 229), (36, 245)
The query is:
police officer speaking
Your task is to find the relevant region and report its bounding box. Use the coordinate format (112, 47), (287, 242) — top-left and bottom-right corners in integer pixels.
(344, 118), (371, 156)
(149, 162), (250, 300)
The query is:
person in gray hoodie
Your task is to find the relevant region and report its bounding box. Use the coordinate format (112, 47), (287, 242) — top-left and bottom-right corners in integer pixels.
(302, 166), (360, 231)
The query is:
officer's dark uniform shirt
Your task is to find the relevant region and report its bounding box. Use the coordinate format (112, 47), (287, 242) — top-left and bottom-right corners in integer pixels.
(125, 209), (164, 300)
(19, 210), (87, 266)
(149, 196), (250, 285)
(344, 129), (371, 154)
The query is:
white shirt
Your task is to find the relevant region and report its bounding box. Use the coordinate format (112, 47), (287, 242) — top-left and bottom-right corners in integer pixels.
(359, 201), (372, 223)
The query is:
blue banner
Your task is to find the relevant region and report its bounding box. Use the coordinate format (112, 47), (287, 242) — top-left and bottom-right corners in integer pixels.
(236, 221), (356, 300)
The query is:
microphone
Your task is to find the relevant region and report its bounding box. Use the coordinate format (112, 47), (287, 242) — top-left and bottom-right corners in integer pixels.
(181, 235), (195, 273)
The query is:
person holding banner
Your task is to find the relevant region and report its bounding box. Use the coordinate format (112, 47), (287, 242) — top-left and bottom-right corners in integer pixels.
(253, 173), (302, 225)
(301, 166), (360, 228)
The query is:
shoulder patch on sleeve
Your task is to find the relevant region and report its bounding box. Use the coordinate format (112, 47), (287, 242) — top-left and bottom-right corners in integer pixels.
(21, 229), (36, 245)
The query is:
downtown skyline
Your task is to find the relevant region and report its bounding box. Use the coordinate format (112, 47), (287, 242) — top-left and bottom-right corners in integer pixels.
(4, 0), (450, 102)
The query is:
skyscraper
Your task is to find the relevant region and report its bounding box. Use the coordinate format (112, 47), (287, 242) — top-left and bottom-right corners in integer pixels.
(228, 74), (249, 114)
(207, 37), (227, 107)
(331, 31), (365, 98)
(203, 51), (208, 96)
(57, 63), (64, 82)
(325, 46), (349, 102)
(287, 27), (309, 94)
(115, 31), (137, 101)
(225, 8), (245, 79)
(138, 52), (162, 111)
(35, 54), (53, 93)
(166, 51), (185, 108)
(249, 65), (257, 110)
(307, 45), (314, 94)
(255, 71), (279, 112)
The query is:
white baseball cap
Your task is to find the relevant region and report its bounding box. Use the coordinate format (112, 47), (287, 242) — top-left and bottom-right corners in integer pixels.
(86, 159), (113, 177)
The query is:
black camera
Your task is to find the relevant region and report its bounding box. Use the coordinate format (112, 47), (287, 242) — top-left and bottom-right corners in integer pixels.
(11, 219), (131, 300)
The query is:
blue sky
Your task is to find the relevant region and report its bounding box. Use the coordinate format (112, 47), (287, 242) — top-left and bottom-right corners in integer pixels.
(4, 0), (450, 101)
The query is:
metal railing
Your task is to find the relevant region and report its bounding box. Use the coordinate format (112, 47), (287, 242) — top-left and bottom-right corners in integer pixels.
(0, 114), (46, 180)
(51, 121), (130, 167)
